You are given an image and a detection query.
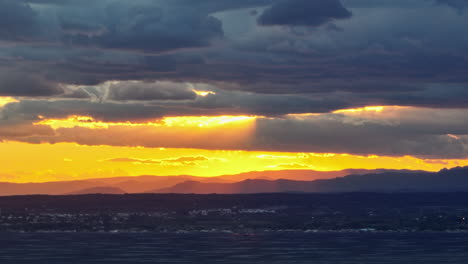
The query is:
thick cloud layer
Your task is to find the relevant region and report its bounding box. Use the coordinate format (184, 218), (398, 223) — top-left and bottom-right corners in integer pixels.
(258, 0), (352, 26)
(64, 4), (224, 53)
(1, 0), (467, 102)
(253, 109), (468, 158)
(107, 81), (197, 101)
(0, 71), (63, 96)
(437, 0), (468, 9)
(2, 105), (468, 159)
(0, 0), (38, 41)
(0, 0), (467, 159)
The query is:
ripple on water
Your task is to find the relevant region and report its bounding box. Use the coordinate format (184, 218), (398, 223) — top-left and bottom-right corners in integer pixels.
(0, 232), (467, 264)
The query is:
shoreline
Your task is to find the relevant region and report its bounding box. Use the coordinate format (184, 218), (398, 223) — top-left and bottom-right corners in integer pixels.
(2, 229), (468, 234)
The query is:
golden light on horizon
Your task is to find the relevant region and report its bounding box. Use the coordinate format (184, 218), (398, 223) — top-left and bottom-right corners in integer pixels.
(1, 141), (467, 183)
(4, 107), (468, 184)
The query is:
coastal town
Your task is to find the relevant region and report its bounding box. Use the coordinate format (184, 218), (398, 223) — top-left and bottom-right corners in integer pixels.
(1, 193), (468, 233)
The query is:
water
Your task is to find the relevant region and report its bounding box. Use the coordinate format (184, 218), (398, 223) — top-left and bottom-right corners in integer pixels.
(0, 232), (467, 263)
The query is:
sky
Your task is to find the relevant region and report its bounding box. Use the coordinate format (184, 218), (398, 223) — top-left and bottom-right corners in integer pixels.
(1, 0), (468, 182)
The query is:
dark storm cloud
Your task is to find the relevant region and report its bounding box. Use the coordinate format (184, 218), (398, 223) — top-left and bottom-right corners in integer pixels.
(0, 0), (466, 102)
(1, 0), (468, 159)
(436, 0), (468, 9)
(0, 70), (64, 96)
(0, 97), (237, 123)
(0, 100), (170, 122)
(0, 0), (38, 41)
(13, 0), (273, 54)
(185, 86), (355, 115)
(258, 0), (352, 26)
(178, 83), (468, 115)
(65, 3), (224, 53)
(3, 80), (468, 124)
(253, 112), (468, 159)
(0, 0), (238, 53)
(360, 85), (468, 108)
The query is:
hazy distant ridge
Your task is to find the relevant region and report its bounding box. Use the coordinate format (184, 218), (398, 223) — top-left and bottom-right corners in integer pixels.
(67, 186), (127, 195)
(152, 167), (468, 194)
(0, 168), (464, 196)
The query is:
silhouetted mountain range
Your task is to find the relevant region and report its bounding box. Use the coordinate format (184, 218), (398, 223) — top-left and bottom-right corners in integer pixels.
(0, 169), (387, 196)
(0, 168), (466, 196)
(67, 186), (127, 195)
(0, 176), (221, 196)
(152, 167), (468, 194)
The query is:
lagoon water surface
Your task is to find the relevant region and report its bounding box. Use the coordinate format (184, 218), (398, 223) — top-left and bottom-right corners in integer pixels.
(0, 232), (467, 264)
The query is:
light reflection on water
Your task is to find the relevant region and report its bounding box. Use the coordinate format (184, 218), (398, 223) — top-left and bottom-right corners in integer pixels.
(0, 232), (467, 264)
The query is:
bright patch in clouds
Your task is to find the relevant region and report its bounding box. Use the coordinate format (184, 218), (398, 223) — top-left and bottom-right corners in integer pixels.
(35, 115), (258, 129)
(163, 116), (257, 127)
(332, 106), (408, 114)
(0, 97), (18, 107)
(193, 90), (216, 97)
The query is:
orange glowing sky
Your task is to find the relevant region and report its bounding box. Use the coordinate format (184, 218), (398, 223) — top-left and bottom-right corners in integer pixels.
(2, 140), (467, 183)
(1, 101), (467, 183)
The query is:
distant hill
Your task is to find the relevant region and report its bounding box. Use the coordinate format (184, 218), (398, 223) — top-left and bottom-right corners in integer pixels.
(151, 167), (468, 194)
(89, 175), (227, 193)
(214, 169), (422, 182)
(312, 166), (468, 192)
(153, 179), (286, 194)
(0, 176), (221, 196)
(67, 186), (127, 195)
(0, 180), (105, 196)
(0, 168), (455, 196)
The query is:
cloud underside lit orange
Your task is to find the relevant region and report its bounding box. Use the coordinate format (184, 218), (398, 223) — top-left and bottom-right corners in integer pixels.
(29, 115), (259, 150)
(1, 141), (467, 183)
(1, 106), (467, 183)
